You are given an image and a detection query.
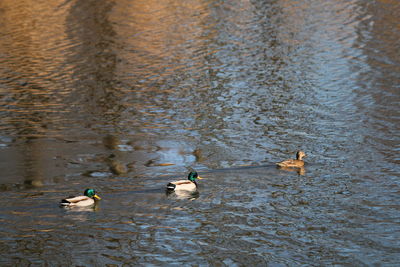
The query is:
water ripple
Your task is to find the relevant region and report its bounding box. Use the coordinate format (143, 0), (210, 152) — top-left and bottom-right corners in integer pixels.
(0, 0), (399, 265)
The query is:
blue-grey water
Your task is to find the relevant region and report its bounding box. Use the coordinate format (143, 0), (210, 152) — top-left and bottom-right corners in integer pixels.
(0, 0), (399, 266)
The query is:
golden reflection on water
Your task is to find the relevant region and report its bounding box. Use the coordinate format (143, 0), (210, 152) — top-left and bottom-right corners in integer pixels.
(114, 0), (213, 69)
(0, 0), (215, 186)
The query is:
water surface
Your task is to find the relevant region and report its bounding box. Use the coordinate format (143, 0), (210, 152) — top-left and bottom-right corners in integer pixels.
(0, 0), (399, 265)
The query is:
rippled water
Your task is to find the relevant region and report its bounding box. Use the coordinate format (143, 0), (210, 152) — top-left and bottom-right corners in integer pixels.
(0, 0), (399, 265)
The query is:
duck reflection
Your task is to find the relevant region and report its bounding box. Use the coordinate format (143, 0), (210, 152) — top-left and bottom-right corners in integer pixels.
(166, 190), (200, 200)
(63, 204), (99, 212)
(61, 199), (101, 214)
(277, 166), (305, 175)
(62, 205), (100, 222)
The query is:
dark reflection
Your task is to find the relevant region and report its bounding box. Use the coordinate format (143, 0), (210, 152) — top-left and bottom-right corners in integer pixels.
(108, 157), (128, 175)
(103, 135), (129, 175)
(103, 134), (120, 150)
(65, 0), (124, 128)
(166, 189), (200, 200)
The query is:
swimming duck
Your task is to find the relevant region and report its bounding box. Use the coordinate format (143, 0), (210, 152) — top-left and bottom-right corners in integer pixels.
(60, 188), (101, 207)
(276, 151), (306, 168)
(166, 171), (203, 192)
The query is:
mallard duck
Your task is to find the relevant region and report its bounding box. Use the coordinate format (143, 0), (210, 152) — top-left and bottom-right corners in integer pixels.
(276, 151), (306, 168)
(60, 188), (101, 207)
(166, 171), (203, 192)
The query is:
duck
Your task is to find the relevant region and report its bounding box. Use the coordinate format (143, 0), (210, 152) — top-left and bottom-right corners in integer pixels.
(166, 171), (203, 192)
(60, 188), (101, 207)
(276, 151), (306, 168)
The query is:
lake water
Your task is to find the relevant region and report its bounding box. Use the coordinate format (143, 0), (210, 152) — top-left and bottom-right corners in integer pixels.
(0, 0), (399, 266)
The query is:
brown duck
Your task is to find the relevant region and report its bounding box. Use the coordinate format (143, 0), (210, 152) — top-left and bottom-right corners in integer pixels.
(276, 151), (306, 168)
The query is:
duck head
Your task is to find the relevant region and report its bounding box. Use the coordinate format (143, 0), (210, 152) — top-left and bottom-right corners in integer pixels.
(84, 188), (101, 200)
(188, 171), (203, 182)
(296, 151), (306, 160)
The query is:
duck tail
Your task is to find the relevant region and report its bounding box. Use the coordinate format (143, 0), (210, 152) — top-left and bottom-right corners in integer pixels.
(60, 199), (71, 206)
(166, 183), (176, 191)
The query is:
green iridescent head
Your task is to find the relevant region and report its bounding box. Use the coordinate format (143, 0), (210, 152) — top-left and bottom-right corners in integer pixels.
(187, 171), (203, 182)
(84, 188), (101, 200)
